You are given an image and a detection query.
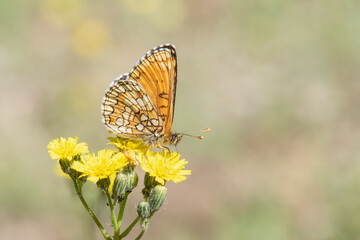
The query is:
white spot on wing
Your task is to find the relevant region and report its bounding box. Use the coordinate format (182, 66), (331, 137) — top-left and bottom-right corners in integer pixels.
(102, 105), (113, 115)
(140, 114), (148, 121)
(134, 85), (141, 91)
(124, 99), (132, 106)
(151, 119), (159, 126)
(106, 98), (117, 104)
(142, 95), (153, 111)
(107, 91), (118, 98)
(125, 84), (133, 91)
(122, 112), (130, 120)
(136, 124), (145, 131)
(118, 86), (126, 93)
(129, 112), (135, 121)
(137, 98), (145, 108)
(116, 118), (123, 126)
(129, 97), (138, 106)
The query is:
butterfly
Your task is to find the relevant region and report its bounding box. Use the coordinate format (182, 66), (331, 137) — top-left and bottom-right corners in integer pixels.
(102, 44), (183, 148)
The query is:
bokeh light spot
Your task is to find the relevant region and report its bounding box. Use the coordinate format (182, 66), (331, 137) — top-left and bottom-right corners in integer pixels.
(71, 19), (109, 58)
(122, 0), (162, 16)
(40, 0), (81, 27)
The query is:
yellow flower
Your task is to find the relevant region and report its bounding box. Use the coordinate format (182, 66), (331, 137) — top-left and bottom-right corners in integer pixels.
(138, 151), (191, 185)
(71, 149), (129, 184)
(47, 137), (88, 161)
(108, 137), (147, 153)
(108, 137), (147, 166)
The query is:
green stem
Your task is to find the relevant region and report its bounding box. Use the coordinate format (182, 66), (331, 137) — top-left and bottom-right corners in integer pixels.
(135, 229), (146, 240)
(112, 197), (118, 207)
(135, 218), (150, 240)
(117, 192), (129, 232)
(120, 216), (140, 239)
(106, 192), (119, 240)
(72, 178), (112, 240)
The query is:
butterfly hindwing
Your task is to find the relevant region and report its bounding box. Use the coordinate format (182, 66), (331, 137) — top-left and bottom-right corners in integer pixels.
(128, 44), (177, 138)
(102, 76), (164, 140)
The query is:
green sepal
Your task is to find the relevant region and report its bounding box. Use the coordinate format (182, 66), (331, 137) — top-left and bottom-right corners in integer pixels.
(137, 201), (151, 219)
(125, 170), (138, 192)
(149, 185), (167, 213)
(112, 173), (127, 198)
(96, 178), (110, 192)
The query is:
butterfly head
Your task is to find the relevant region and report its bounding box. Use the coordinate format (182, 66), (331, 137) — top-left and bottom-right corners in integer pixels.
(169, 132), (183, 146)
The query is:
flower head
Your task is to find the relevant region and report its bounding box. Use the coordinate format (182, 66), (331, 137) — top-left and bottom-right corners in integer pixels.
(108, 137), (147, 166)
(138, 151), (191, 185)
(71, 149), (129, 184)
(108, 137), (147, 153)
(47, 137), (88, 161)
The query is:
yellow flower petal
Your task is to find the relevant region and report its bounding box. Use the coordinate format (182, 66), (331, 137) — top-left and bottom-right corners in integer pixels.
(108, 137), (147, 154)
(138, 150), (191, 185)
(47, 137), (88, 161)
(108, 137), (148, 167)
(71, 149), (129, 184)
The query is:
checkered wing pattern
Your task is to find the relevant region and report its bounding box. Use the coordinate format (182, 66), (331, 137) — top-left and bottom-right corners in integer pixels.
(102, 75), (164, 140)
(102, 44), (177, 144)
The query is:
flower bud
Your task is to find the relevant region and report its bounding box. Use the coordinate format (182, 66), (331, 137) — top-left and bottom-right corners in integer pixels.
(125, 171), (138, 192)
(112, 173), (127, 198)
(149, 185), (167, 213)
(137, 201), (150, 219)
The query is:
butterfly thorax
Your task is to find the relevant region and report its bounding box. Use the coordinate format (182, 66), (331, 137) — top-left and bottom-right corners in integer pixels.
(143, 131), (183, 148)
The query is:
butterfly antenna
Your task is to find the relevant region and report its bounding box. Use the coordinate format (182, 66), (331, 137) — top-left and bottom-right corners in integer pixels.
(181, 128), (210, 140)
(182, 133), (204, 139)
(183, 128), (210, 133)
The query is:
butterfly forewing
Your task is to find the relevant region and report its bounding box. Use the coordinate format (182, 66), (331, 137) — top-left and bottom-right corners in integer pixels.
(128, 44), (177, 138)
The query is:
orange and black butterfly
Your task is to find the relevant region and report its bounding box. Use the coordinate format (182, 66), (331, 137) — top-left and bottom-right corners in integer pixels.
(102, 44), (183, 148)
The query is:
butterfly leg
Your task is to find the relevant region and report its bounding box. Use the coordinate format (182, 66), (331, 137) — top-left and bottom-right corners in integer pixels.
(161, 146), (171, 153)
(159, 146), (171, 170)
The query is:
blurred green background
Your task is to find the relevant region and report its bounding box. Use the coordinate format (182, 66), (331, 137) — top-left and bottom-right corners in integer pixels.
(1, 0), (360, 239)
